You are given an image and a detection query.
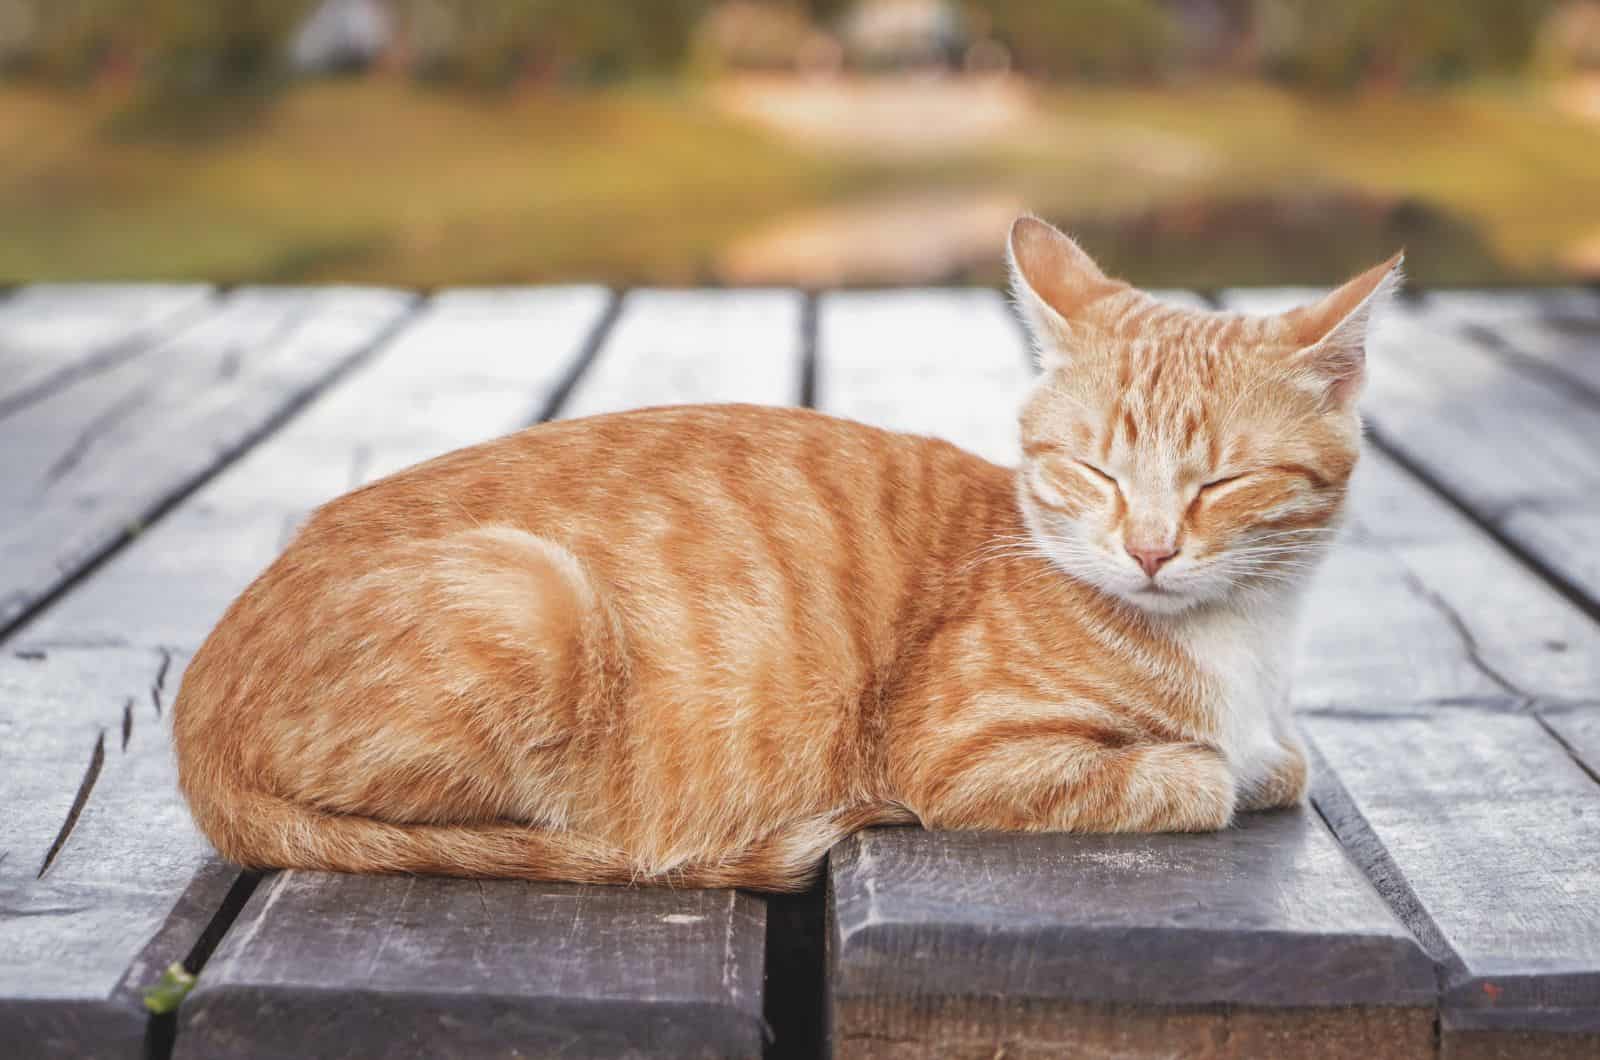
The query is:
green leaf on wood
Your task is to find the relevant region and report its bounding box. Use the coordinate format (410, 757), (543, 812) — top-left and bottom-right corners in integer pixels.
(142, 962), (197, 1014)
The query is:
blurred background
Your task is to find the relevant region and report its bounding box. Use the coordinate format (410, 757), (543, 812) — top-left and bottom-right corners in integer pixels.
(2, 0), (1598, 289)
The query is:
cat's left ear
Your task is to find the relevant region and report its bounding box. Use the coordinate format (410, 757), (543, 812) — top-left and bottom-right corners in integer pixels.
(1007, 216), (1123, 368)
(1282, 251), (1404, 409)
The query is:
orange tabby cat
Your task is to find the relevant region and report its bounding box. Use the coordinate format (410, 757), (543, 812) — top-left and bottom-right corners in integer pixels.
(173, 218), (1401, 892)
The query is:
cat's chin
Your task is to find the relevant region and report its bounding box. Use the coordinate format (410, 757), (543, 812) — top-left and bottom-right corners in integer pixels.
(1121, 584), (1205, 616)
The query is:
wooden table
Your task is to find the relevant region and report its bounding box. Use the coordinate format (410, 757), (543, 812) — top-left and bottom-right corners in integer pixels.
(2, 283), (1598, 1059)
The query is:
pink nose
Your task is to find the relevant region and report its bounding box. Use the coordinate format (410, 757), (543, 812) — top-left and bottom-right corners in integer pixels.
(1126, 543), (1178, 578)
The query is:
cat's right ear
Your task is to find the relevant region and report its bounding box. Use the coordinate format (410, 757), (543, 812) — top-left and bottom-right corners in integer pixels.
(1007, 216), (1119, 368)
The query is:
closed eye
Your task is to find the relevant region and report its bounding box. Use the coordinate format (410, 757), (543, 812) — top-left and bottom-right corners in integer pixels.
(1199, 473), (1246, 494)
(1076, 460), (1119, 487)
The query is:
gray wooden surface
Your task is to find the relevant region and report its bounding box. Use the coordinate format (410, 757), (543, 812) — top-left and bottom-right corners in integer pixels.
(829, 814), (1434, 1007)
(0, 287), (414, 633)
(0, 284), (212, 417)
(180, 874), (766, 1060)
(3, 283), (1600, 1058)
(1312, 711), (1600, 1034)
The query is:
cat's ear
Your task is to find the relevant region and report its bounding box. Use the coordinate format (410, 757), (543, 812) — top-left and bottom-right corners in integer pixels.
(1282, 251), (1404, 409)
(1007, 216), (1121, 367)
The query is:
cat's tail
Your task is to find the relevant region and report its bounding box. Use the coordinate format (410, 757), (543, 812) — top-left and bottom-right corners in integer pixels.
(189, 785), (912, 893)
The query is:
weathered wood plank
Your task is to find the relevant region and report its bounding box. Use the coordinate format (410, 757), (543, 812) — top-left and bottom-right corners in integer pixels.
(816, 289), (1436, 1057)
(19, 288), (611, 651)
(829, 816), (1436, 1058)
(1299, 449), (1600, 711)
(0, 287), (415, 633)
(562, 288), (804, 417)
(0, 647), (240, 1060)
(817, 288), (1034, 464)
(1312, 710), (1600, 1047)
(0, 284), (212, 417)
(1540, 709), (1600, 789)
(179, 875), (766, 1060)
(0, 289), (614, 1058)
(1425, 288), (1600, 396)
(1226, 287), (1600, 613)
(169, 285), (786, 1059)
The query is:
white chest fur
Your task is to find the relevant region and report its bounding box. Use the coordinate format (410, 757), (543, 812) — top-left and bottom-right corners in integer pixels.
(1172, 595), (1300, 790)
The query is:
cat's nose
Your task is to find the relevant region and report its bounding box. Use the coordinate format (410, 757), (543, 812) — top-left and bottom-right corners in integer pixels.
(1126, 542), (1178, 578)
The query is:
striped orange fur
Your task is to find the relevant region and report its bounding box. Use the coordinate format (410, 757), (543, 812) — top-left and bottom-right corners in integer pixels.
(172, 217), (1402, 892)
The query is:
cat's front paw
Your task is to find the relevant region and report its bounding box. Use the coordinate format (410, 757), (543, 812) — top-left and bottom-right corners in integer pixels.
(1235, 741), (1309, 812)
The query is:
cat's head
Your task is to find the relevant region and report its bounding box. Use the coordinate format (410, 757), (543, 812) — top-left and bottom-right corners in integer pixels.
(1007, 216), (1401, 615)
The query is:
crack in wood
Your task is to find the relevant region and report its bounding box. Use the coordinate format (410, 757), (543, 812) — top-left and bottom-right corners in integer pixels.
(151, 647), (173, 717)
(1367, 423), (1600, 631)
(0, 294), (424, 646)
(0, 904), (92, 918)
(36, 730), (106, 879)
(1535, 714), (1600, 789)
(0, 294), (215, 423)
(1302, 706), (1449, 723)
(1397, 570), (1527, 701)
(218, 307), (309, 385)
(40, 386), (153, 488)
(121, 696), (135, 751)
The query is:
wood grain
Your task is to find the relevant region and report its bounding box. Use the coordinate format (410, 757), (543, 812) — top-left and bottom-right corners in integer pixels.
(830, 814), (1433, 1006)
(0, 287), (415, 633)
(0, 284), (212, 418)
(177, 874), (767, 1060)
(1310, 710), (1600, 1037)
(817, 288), (1034, 464)
(1298, 449), (1600, 710)
(1425, 289), (1600, 396)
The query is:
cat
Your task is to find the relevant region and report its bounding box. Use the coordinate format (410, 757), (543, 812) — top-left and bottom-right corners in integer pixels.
(172, 216), (1401, 893)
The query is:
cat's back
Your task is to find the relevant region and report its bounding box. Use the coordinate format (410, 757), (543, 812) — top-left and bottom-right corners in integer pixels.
(301, 403), (1016, 561)
(234, 403), (1020, 713)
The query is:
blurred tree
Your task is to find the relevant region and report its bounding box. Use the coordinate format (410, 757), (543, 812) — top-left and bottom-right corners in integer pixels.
(1253, 0), (1557, 89)
(0, 0), (316, 90)
(400, 0), (713, 88)
(141, 0), (315, 93)
(965, 0), (1175, 80)
(0, 0), (135, 82)
(0, 0), (1573, 91)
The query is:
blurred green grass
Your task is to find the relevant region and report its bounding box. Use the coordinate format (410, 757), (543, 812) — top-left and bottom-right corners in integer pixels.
(2, 78), (1598, 287)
